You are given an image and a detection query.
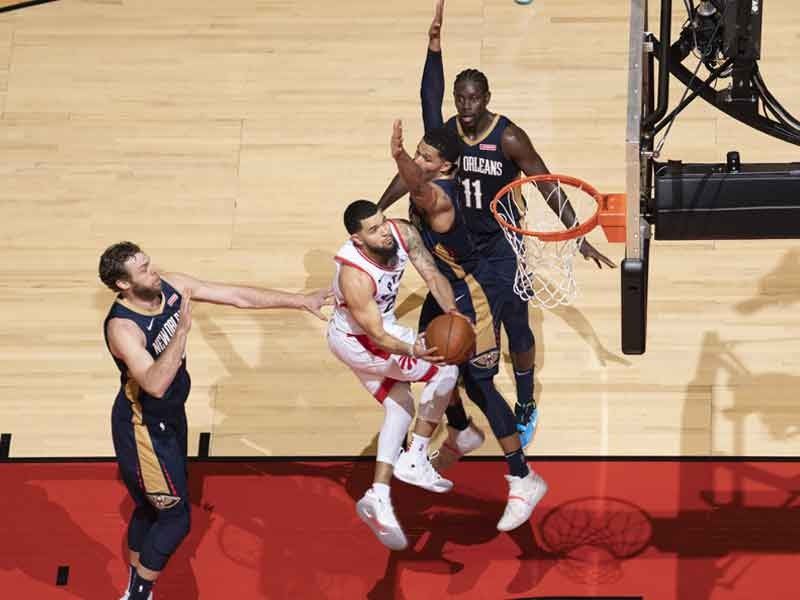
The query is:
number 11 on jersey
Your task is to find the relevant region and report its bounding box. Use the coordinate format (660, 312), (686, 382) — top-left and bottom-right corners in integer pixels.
(462, 178), (483, 209)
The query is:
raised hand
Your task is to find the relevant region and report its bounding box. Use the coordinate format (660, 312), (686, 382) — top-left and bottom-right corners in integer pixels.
(579, 239), (617, 269)
(177, 289), (193, 333)
(391, 119), (405, 159)
(428, 0), (445, 52)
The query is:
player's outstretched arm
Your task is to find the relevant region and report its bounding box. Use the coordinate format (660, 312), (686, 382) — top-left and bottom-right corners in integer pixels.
(391, 119), (441, 215)
(162, 272), (333, 320)
(395, 220), (457, 315)
(106, 292), (192, 398)
(421, 0), (446, 132)
(377, 173), (408, 211)
(339, 265), (442, 361)
(378, 0), (445, 212)
(502, 123), (616, 269)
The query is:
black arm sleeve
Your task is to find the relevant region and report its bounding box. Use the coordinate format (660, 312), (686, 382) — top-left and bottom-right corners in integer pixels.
(421, 49), (445, 133)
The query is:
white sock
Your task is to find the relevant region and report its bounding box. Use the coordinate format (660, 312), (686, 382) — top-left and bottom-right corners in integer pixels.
(410, 433), (430, 455)
(372, 482), (391, 500)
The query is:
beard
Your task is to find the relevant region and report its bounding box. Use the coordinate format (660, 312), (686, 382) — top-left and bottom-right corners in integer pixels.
(130, 280), (162, 303)
(366, 237), (399, 262)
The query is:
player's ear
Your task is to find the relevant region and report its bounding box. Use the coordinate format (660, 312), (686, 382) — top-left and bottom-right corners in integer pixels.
(484, 90), (491, 105)
(115, 278), (131, 292)
(350, 233), (364, 248)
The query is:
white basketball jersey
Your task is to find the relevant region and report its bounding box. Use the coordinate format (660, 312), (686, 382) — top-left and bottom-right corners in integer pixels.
(331, 220), (410, 335)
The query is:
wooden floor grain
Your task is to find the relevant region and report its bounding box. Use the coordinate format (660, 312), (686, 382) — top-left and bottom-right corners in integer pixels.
(2, 0), (799, 457)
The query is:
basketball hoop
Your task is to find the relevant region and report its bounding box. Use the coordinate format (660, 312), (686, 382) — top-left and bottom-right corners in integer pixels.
(490, 174), (626, 308)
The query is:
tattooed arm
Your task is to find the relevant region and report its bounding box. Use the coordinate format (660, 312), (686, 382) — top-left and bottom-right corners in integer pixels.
(393, 219), (457, 314)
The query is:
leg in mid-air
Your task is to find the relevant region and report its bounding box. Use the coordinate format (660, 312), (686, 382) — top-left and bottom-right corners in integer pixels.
(328, 320), (458, 551)
(501, 286), (538, 448)
(461, 365), (547, 532)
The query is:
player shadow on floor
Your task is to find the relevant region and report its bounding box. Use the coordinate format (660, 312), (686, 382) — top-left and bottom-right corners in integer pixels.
(735, 248), (800, 315)
(303, 247), (337, 291)
(364, 480), (557, 600)
(0, 469), (119, 600)
(673, 329), (800, 598)
(179, 448), (558, 599)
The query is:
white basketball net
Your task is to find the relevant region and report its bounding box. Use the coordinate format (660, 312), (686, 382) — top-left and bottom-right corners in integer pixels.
(494, 178), (597, 308)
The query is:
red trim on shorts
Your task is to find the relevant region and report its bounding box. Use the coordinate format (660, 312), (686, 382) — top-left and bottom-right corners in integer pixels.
(162, 461), (178, 495)
(388, 219), (409, 252)
(419, 364), (439, 382)
(375, 378), (398, 403)
(334, 257), (377, 295)
(349, 334), (391, 359)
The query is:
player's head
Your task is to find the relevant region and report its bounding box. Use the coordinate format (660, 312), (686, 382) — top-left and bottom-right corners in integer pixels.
(453, 69), (491, 129)
(99, 241), (163, 301)
(344, 200), (398, 261)
(415, 127), (461, 179)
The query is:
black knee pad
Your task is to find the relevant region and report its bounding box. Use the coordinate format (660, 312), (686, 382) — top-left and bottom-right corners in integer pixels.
(138, 501), (191, 572)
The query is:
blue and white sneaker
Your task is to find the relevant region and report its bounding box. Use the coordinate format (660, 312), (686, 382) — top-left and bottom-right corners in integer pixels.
(516, 406), (538, 449)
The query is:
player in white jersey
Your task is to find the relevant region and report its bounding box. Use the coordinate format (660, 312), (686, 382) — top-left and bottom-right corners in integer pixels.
(328, 199), (466, 551)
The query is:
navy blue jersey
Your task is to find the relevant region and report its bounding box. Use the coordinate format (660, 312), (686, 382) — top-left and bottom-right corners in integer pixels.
(410, 178), (483, 283)
(104, 279), (190, 425)
(445, 114), (523, 255)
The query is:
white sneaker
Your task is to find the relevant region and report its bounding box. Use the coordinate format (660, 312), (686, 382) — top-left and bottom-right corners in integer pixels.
(393, 448), (453, 493)
(430, 419), (485, 472)
(356, 488), (408, 551)
(497, 471), (548, 532)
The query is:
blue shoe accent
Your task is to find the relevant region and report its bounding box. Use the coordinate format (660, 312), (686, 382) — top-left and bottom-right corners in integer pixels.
(514, 0), (534, 4)
(516, 408), (538, 449)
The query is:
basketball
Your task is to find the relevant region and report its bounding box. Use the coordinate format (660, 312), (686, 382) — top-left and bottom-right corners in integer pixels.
(424, 313), (475, 365)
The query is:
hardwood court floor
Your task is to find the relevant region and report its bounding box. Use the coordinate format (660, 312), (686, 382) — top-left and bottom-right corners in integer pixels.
(1, 1), (799, 457)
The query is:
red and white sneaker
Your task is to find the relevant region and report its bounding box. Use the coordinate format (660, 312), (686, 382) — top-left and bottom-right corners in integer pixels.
(394, 448), (453, 493)
(356, 488), (408, 551)
(497, 471), (548, 532)
(430, 419), (485, 472)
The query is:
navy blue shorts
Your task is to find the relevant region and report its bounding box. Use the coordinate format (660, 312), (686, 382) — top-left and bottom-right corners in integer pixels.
(112, 409), (189, 511)
(418, 264), (506, 378)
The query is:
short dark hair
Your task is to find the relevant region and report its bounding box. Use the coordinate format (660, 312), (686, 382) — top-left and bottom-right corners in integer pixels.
(344, 200), (379, 234)
(99, 241), (141, 292)
(423, 127), (461, 174)
(454, 68), (490, 95)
